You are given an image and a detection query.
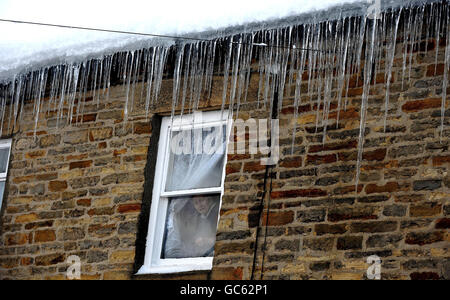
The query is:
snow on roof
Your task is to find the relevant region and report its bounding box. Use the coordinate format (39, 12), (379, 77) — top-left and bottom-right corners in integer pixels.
(0, 0), (437, 81)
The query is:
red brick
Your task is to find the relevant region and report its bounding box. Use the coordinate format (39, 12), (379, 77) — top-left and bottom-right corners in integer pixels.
(365, 182), (399, 194)
(25, 150), (46, 159)
(309, 140), (357, 153)
(134, 122), (152, 134)
(281, 104), (311, 115)
(71, 113), (97, 123)
(34, 230), (56, 243)
(69, 160), (92, 170)
(261, 211), (294, 226)
(333, 184), (363, 195)
(5, 233), (29, 246)
(48, 180), (68, 192)
(279, 157), (303, 168)
(271, 189), (327, 199)
(402, 98), (441, 112)
(210, 267), (243, 280)
(117, 204), (141, 214)
(227, 154), (251, 161)
(345, 87), (363, 97)
(77, 198), (92, 207)
(306, 154), (337, 165)
(435, 218), (450, 229)
(432, 155), (450, 166)
(20, 257), (33, 266)
(363, 149), (386, 161)
(328, 108), (359, 120)
(243, 161), (266, 173)
(226, 163), (241, 175)
(113, 149), (127, 156)
(426, 64), (445, 76)
(410, 203), (442, 217)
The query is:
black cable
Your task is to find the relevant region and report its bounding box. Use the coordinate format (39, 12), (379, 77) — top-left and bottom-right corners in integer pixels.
(250, 86), (279, 280)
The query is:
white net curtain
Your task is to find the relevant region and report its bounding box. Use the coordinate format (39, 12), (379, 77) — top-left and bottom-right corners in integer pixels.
(165, 125), (227, 192)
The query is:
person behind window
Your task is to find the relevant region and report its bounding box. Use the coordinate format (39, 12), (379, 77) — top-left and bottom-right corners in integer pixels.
(163, 195), (220, 259)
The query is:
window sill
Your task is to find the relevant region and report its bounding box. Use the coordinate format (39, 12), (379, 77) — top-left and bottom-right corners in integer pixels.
(136, 261), (213, 275)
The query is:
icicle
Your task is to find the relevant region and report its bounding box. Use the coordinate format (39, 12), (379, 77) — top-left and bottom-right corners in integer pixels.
(336, 18), (351, 127)
(402, 8), (412, 88)
(384, 9), (401, 131)
(152, 47), (168, 107)
(356, 15), (378, 189)
(228, 35), (242, 120)
(123, 51), (134, 122)
(34, 69), (48, 138)
(12, 76), (22, 131)
(92, 60), (99, 108)
(435, 4), (443, 75)
(221, 38), (233, 120)
(291, 25), (309, 154)
(180, 44), (193, 122)
(130, 50), (141, 114)
(68, 65), (80, 126)
(171, 44), (185, 123)
(441, 5), (450, 141)
(145, 47), (156, 118)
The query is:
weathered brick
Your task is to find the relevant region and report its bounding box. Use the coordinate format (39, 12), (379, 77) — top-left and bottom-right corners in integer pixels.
(366, 234), (403, 248)
(306, 154), (337, 165)
(35, 254), (65, 266)
(261, 211), (294, 226)
(274, 239), (300, 251)
(117, 204), (141, 214)
(337, 235), (363, 250)
(410, 202), (442, 217)
(413, 180), (442, 191)
(297, 209), (326, 223)
(271, 189), (327, 199)
(350, 221), (397, 233)
(328, 207), (378, 222)
(402, 98), (442, 112)
(63, 130), (88, 144)
(365, 182), (399, 194)
(34, 230), (56, 243)
(89, 127), (113, 141)
(303, 237), (334, 251)
(405, 231), (444, 246)
(69, 160), (92, 170)
(314, 224), (347, 236)
(435, 218), (450, 229)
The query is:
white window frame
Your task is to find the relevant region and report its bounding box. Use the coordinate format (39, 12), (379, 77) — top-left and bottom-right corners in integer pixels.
(137, 111), (231, 275)
(0, 138), (12, 212)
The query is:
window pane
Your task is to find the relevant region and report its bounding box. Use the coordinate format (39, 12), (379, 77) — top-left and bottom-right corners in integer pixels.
(165, 125), (226, 192)
(161, 194), (220, 259)
(0, 148), (10, 173)
(0, 181), (5, 212)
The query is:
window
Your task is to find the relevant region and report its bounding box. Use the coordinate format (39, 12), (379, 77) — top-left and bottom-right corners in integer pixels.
(137, 111), (230, 274)
(0, 139), (12, 213)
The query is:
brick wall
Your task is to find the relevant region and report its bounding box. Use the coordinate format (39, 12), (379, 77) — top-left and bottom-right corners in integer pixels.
(0, 28), (449, 280)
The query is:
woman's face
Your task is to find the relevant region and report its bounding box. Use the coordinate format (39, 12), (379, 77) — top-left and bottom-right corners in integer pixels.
(192, 196), (212, 215)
